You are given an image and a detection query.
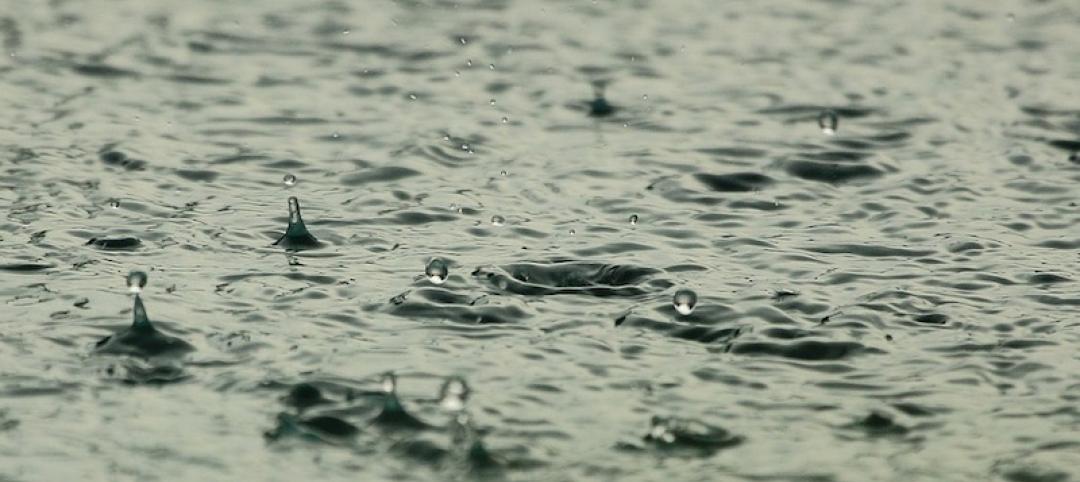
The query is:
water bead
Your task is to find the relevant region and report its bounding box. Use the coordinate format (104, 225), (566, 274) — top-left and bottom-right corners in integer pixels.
(126, 270), (148, 294)
(672, 289), (698, 316)
(439, 377), (470, 412)
(283, 174), (297, 187)
(629, 214), (639, 225)
(818, 109), (838, 136)
(491, 215), (505, 226)
(108, 199), (121, 208)
(425, 258), (449, 284)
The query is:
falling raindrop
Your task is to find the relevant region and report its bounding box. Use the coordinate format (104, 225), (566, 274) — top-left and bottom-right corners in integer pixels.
(408, 94), (417, 100)
(488, 63), (495, 70)
(425, 258), (449, 284)
(381, 372), (397, 394)
(466, 59), (473, 67)
(489, 98), (496, 106)
(439, 377), (470, 412)
(108, 199), (121, 209)
(499, 170), (507, 177)
(491, 215), (505, 226)
(283, 174), (297, 187)
(459, 37), (467, 45)
(629, 214), (639, 225)
(818, 109), (838, 136)
(672, 289), (698, 316)
(568, 229), (576, 236)
(642, 94), (648, 101)
(501, 117), (509, 124)
(126, 270), (148, 294)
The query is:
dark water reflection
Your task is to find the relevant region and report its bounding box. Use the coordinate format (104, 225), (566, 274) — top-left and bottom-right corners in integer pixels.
(2, 0), (1079, 480)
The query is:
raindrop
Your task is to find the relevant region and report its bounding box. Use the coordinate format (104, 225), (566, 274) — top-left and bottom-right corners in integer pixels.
(126, 270), (148, 294)
(672, 289), (697, 316)
(408, 94), (417, 100)
(501, 117), (509, 124)
(380, 372), (397, 394)
(460, 143), (470, 151)
(489, 98), (496, 106)
(466, 59), (473, 67)
(499, 170), (508, 177)
(108, 199), (121, 209)
(629, 214), (639, 225)
(488, 63), (495, 70)
(342, 29), (350, 35)
(459, 37), (467, 45)
(439, 377), (470, 412)
(283, 174), (297, 187)
(818, 109), (838, 136)
(568, 229), (576, 236)
(491, 215), (505, 226)
(642, 94), (648, 101)
(425, 258), (449, 284)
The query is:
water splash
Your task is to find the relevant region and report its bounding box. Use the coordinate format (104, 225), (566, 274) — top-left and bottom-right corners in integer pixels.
(273, 197), (322, 251)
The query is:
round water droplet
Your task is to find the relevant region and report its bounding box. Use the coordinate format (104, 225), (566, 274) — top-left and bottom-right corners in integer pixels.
(501, 116), (509, 124)
(126, 270), (148, 294)
(283, 174), (297, 187)
(568, 229), (576, 236)
(459, 37), (467, 45)
(629, 214), (639, 225)
(672, 289), (698, 316)
(818, 109), (838, 136)
(488, 63), (495, 70)
(439, 377), (470, 412)
(425, 258), (449, 284)
(489, 98), (496, 106)
(408, 94), (417, 100)
(108, 199), (121, 209)
(380, 372), (397, 394)
(466, 59), (473, 67)
(499, 170), (508, 177)
(491, 215), (505, 226)
(642, 94), (648, 101)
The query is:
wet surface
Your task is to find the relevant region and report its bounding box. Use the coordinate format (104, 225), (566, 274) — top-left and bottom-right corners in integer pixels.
(1, 0), (1080, 480)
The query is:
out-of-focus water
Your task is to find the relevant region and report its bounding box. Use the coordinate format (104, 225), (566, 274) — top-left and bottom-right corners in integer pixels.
(1, 0), (1079, 480)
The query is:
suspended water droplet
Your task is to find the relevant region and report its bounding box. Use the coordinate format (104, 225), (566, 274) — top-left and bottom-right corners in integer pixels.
(443, 134), (451, 141)
(108, 199), (121, 209)
(488, 63), (495, 70)
(425, 258), (449, 284)
(439, 377), (470, 412)
(283, 174), (297, 187)
(331, 132), (340, 139)
(629, 214), (639, 225)
(642, 94), (648, 101)
(489, 98), (496, 106)
(126, 270), (148, 294)
(568, 229), (576, 236)
(501, 116), (509, 124)
(648, 417), (678, 444)
(454, 70), (461, 77)
(460, 143), (470, 151)
(342, 29), (350, 35)
(466, 59), (473, 67)
(499, 170), (508, 177)
(381, 372), (397, 394)
(408, 94), (417, 100)
(459, 37), (467, 45)
(818, 109), (838, 136)
(672, 289), (698, 316)
(491, 215), (505, 226)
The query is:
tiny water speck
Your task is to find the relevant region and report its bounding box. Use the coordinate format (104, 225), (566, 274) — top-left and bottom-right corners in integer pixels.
(425, 258), (449, 284)
(818, 109), (838, 136)
(673, 289), (698, 316)
(126, 270), (148, 294)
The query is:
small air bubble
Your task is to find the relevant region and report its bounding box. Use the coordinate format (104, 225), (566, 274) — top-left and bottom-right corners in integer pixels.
(126, 270), (148, 294)
(491, 215), (505, 226)
(283, 174), (297, 187)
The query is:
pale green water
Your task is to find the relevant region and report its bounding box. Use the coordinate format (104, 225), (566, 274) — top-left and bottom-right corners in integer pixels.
(1, 1), (1079, 481)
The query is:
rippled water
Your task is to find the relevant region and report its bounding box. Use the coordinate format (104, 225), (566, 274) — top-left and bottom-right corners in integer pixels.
(2, 0), (1080, 480)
